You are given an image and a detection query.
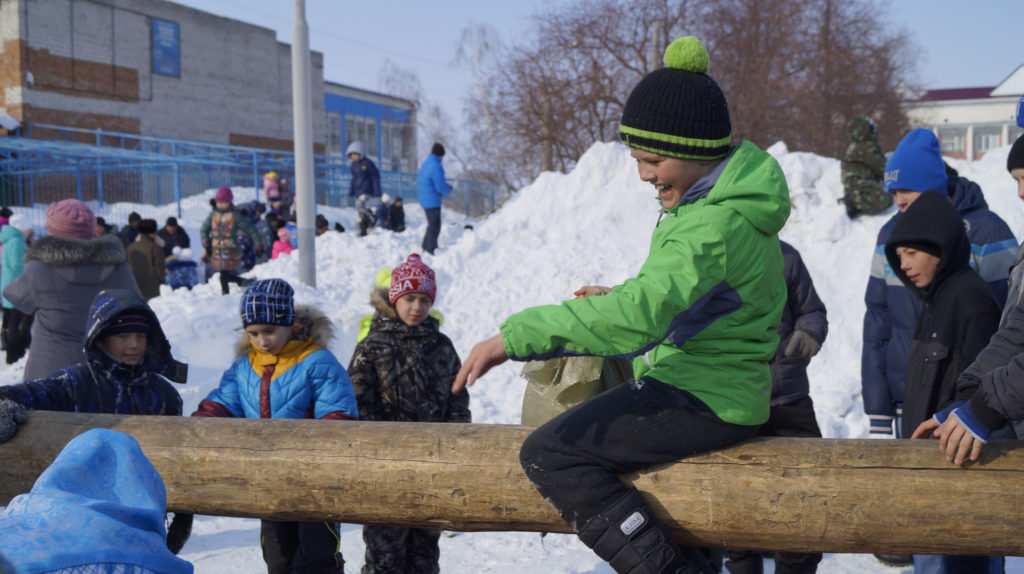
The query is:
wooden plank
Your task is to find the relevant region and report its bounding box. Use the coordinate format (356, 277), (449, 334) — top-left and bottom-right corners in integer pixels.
(1, 411), (1022, 555)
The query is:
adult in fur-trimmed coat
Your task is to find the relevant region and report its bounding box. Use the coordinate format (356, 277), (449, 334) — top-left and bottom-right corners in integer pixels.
(3, 200), (140, 381)
(348, 257), (469, 574)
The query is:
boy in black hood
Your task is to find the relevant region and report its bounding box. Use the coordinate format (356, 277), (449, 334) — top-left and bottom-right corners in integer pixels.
(885, 191), (1003, 573)
(885, 191), (1001, 438)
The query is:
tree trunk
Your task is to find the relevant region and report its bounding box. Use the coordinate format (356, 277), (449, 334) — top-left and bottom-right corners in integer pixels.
(2, 411), (1024, 555)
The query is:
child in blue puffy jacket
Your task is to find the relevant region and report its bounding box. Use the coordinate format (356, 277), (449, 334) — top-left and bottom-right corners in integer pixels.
(192, 278), (357, 573)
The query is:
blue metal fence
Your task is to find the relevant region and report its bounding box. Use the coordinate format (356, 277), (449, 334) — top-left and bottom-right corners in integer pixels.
(0, 124), (496, 221)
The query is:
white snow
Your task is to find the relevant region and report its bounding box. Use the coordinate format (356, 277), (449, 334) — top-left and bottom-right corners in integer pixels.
(4, 139), (1024, 573)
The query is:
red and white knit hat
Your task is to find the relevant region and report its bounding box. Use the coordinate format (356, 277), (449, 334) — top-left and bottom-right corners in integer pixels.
(388, 254), (436, 304)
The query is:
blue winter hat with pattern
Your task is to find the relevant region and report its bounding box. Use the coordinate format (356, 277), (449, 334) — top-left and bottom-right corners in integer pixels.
(240, 279), (294, 327)
(884, 128), (948, 195)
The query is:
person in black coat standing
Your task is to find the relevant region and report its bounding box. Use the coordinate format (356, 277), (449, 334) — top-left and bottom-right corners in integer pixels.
(724, 240), (827, 574)
(157, 217), (191, 259)
(885, 190), (1003, 574)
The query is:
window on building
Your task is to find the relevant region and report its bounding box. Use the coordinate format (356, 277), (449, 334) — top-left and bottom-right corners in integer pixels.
(938, 129), (965, 154)
(326, 112), (342, 155)
(974, 128), (1001, 154)
(345, 114), (378, 159)
(381, 121), (414, 172)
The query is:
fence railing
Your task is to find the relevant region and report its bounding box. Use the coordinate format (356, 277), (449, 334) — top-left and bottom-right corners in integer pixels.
(0, 124), (497, 221)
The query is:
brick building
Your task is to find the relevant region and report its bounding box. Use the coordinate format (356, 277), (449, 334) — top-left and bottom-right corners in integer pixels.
(0, 0), (327, 152)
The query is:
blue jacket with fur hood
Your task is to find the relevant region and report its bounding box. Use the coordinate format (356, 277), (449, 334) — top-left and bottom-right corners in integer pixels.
(194, 305), (358, 420)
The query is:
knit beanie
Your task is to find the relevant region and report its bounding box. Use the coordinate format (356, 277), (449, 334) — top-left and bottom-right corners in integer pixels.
(45, 199), (95, 240)
(1008, 135), (1024, 172)
(214, 186), (233, 203)
(884, 129), (948, 194)
(277, 227), (291, 242)
(240, 278), (295, 327)
(99, 309), (151, 338)
(388, 254), (436, 304)
(619, 36), (731, 160)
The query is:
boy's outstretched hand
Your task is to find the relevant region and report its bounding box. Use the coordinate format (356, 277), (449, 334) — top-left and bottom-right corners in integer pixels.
(452, 334), (508, 394)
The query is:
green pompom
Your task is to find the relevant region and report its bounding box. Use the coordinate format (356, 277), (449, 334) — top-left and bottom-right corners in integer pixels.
(662, 36), (709, 73)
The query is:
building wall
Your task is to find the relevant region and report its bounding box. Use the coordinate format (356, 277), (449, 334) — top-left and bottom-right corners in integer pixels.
(0, 0), (325, 151)
(907, 97), (1021, 161)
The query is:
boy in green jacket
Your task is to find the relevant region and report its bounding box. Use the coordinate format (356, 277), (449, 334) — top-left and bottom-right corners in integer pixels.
(453, 36), (790, 573)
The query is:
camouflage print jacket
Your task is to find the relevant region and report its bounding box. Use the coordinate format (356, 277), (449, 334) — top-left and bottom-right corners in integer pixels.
(348, 288), (470, 423)
(840, 117), (886, 185)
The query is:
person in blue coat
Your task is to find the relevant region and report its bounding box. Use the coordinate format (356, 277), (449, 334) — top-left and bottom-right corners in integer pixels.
(417, 142), (452, 255)
(191, 278), (356, 574)
(0, 428), (194, 574)
(862, 129), (1018, 439)
(347, 140), (381, 198)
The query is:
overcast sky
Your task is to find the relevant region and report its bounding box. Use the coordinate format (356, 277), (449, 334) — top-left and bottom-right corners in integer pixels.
(170, 0), (1023, 122)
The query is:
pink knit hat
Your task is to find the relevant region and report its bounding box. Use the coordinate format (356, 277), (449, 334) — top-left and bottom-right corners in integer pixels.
(277, 227), (291, 242)
(388, 253), (436, 304)
(45, 199), (95, 240)
(215, 186), (233, 203)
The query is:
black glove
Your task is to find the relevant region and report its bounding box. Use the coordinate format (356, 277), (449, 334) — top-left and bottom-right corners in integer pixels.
(784, 330), (822, 359)
(0, 399), (27, 443)
(166, 512), (194, 555)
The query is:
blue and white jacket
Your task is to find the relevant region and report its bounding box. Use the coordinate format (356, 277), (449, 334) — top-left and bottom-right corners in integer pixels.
(861, 176), (1018, 434)
(194, 305), (357, 420)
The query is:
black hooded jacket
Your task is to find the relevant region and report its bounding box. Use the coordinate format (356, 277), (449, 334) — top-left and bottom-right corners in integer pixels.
(884, 192), (1001, 437)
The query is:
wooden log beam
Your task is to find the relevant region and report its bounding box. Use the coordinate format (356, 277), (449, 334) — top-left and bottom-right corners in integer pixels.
(1, 411), (1023, 555)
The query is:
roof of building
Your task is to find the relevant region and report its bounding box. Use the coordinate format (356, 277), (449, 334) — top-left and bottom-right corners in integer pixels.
(920, 87), (997, 101)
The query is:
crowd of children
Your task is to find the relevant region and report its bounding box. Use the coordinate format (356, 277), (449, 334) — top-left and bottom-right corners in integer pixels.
(2, 31), (1024, 574)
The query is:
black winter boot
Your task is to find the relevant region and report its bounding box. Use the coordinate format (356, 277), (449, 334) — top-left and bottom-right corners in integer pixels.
(577, 489), (715, 574)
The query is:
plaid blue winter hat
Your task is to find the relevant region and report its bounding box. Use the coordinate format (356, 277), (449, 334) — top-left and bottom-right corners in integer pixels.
(240, 279), (294, 327)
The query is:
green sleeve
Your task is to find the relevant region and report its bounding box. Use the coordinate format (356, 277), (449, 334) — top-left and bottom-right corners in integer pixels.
(501, 218), (727, 361)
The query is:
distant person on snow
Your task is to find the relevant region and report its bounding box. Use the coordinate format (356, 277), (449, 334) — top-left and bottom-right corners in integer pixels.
(453, 36), (791, 573)
(200, 186), (263, 295)
(417, 143), (452, 255)
(389, 196), (406, 233)
(0, 214), (32, 364)
(376, 193), (392, 230)
(839, 116), (890, 218)
(158, 216), (191, 259)
(347, 140), (381, 198)
(272, 227), (294, 259)
(126, 218), (166, 302)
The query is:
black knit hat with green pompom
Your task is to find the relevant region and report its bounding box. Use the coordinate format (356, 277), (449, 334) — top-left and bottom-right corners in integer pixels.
(619, 36), (731, 161)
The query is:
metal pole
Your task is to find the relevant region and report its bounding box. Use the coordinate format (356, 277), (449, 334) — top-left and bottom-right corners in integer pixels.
(292, 0), (316, 287)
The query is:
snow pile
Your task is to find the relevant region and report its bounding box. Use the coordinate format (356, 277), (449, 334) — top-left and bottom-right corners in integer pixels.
(3, 139), (1024, 573)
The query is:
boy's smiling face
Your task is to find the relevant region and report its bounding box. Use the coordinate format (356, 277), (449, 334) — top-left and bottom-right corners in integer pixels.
(395, 293), (433, 327)
(629, 148), (714, 210)
(245, 324), (293, 355)
(895, 246), (941, 288)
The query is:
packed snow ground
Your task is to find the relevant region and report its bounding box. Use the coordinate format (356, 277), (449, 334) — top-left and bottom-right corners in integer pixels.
(4, 140), (1024, 573)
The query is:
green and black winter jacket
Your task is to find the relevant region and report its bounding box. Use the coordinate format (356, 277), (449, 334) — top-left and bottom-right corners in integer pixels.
(500, 141), (790, 426)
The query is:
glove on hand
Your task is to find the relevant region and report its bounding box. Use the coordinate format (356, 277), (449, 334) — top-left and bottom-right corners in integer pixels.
(166, 512), (194, 555)
(0, 399), (27, 443)
(784, 330), (821, 359)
